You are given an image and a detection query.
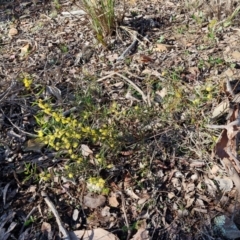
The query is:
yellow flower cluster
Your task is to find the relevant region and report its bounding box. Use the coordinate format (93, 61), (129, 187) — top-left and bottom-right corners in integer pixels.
(35, 99), (116, 161)
(87, 177), (105, 193)
(23, 77), (32, 89)
(39, 172), (51, 181)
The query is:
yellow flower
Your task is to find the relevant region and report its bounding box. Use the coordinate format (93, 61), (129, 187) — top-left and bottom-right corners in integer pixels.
(193, 98), (200, 105)
(23, 77), (32, 89)
(175, 90), (182, 98)
(71, 154), (77, 159)
(206, 85), (213, 92)
(37, 130), (44, 138)
(72, 120), (77, 127)
(212, 136), (218, 142)
(38, 100), (45, 109)
(72, 142), (78, 148)
(96, 157), (103, 163)
(77, 157), (83, 164)
(65, 165), (69, 170)
(66, 143), (71, 149)
(68, 173), (73, 178)
(87, 177), (105, 193)
(207, 94), (212, 100)
(74, 133), (81, 139)
(43, 108), (51, 115)
(49, 135), (55, 141)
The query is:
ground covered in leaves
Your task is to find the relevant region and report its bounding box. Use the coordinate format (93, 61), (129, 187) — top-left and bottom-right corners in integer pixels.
(1, 0), (240, 239)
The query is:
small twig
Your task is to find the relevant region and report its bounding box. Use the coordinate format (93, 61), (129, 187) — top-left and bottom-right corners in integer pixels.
(62, 107), (78, 117)
(119, 191), (131, 240)
(97, 71), (148, 104)
(0, 80), (17, 103)
(4, 115), (38, 138)
(117, 37), (138, 61)
(41, 191), (71, 240)
(206, 118), (240, 130)
(61, 10), (86, 16)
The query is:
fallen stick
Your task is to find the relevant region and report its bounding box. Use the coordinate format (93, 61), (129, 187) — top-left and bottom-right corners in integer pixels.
(97, 71), (148, 104)
(41, 191), (71, 240)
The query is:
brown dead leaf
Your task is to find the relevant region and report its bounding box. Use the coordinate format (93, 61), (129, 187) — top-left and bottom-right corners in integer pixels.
(210, 165), (220, 175)
(130, 220), (150, 240)
(156, 88), (167, 99)
(189, 160), (205, 168)
(224, 68), (235, 77)
(185, 195), (195, 208)
(20, 44), (30, 57)
(178, 209), (188, 217)
(41, 222), (52, 237)
(8, 28), (18, 38)
(70, 228), (119, 240)
(215, 129), (229, 159)
(168, 192), (175, 199)
(188, 67), (200, 78)
(83, 194), (106, 208)
(106, 54), (118, 62)
(142, 68), (162, 79)
(108, 193), (119, 207)
(231, 51), (240, 61)
(123, 172), (132, 189)
(101, 206), (110, 217)
(182, 182), (195, 193)
(222, 158), (240, 198)
(139, 54), (154, 63)
(153, 43), (168, 52)
(81, 144), (93, 156)
(204, 176), (217, 196)
(125, 188), (139, 200)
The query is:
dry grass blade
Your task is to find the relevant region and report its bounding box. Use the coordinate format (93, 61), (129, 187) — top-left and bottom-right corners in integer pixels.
(80, 0), (116, 44)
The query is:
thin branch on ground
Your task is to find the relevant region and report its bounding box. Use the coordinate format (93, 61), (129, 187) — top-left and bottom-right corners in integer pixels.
(41, 191), (71, 240)
(97, 71), (148, 104)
